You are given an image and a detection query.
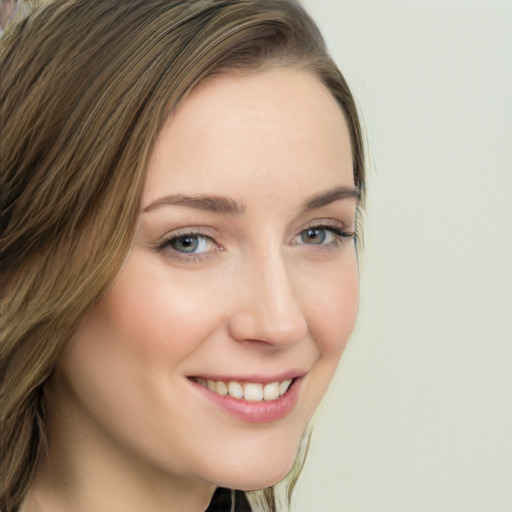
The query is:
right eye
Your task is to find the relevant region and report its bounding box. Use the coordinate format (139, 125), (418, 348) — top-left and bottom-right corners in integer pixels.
(155, 230), (221, 262)
(166, 234), (212, 254)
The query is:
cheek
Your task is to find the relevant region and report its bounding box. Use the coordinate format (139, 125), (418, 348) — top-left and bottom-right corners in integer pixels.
(90, 252), (219, 366)
(301, 256), (359, 359)
(288, 254), (358, 429)
(58, 251), (222, 426)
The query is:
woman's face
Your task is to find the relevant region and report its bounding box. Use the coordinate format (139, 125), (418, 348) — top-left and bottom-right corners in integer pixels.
(52, 68), (358, 494)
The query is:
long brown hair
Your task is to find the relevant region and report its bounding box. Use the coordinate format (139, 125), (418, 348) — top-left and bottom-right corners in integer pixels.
(0, 1), (365, 510)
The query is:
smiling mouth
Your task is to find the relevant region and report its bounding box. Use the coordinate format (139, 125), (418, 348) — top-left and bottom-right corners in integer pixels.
(188, 377), (294, 402)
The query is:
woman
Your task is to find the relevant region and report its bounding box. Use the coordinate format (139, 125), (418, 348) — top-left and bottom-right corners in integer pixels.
(0, 1), (366, 511)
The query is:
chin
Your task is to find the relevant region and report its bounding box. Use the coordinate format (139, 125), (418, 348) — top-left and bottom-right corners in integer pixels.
(206, 445), (299, 492)
(235, 470), (292, 492)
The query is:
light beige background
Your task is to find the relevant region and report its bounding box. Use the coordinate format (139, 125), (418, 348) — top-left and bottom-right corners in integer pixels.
(295, 1), (512, 511)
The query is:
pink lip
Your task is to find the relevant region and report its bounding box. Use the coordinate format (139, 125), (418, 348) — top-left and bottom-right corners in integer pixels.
(189, 376), (303, 423)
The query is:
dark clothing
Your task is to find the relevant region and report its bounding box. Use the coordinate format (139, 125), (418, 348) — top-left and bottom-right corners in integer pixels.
(206, 488), (252, 512)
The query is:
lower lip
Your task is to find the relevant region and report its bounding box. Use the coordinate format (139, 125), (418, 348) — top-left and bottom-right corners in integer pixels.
(190, 378), (302, 423)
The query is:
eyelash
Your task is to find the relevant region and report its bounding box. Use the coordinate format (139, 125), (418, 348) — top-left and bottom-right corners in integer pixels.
(155, 221), (354, 263)
(291, 220), (354, 248)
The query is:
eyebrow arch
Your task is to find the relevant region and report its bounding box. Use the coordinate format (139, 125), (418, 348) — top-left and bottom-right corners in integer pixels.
(300, 185), (360, 212)
(142, 194), (245, 215)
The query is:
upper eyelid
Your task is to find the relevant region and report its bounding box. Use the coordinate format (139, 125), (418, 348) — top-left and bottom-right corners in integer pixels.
(156, 226), (221, 244)
(292, 224), (351, 243)
(295, 218), (351, 233)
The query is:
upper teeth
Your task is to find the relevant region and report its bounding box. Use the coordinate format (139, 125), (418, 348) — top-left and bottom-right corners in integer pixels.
(193, 378), (293, 402)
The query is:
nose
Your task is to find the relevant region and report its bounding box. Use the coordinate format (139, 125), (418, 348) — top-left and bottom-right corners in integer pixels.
(228, 250), (308, 348)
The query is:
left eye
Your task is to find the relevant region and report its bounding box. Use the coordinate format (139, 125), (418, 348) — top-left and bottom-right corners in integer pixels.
(168, 235), (212, 254)
(297, 227), (337, 245)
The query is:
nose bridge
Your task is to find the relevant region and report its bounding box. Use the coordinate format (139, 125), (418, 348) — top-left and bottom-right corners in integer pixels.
(228, 244), (308, 347)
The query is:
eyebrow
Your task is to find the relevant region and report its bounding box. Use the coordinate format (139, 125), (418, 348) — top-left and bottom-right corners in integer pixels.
(300, 185), (360, 212)
(142, 185), (359, 215)
(143, 194), (245, 214)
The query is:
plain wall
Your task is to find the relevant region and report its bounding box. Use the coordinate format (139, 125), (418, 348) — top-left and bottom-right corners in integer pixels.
(294, 1), (512, 511)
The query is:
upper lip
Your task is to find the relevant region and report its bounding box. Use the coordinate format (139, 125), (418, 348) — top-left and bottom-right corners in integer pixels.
(187, 370), (307, 384)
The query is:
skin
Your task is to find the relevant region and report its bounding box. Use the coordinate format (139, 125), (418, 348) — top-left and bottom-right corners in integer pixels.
(24, 67), (359, 512)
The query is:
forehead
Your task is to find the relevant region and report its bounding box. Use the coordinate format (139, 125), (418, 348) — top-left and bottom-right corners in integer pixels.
(144, 67), (354, 206)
